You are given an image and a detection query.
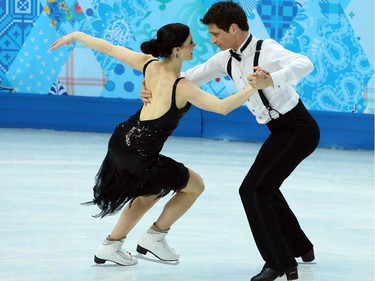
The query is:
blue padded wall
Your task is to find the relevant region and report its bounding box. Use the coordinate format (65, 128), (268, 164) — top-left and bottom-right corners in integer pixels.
(0, 93), (373, 150)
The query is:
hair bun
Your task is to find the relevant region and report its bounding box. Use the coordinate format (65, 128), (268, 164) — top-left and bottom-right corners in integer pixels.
(140, 23), (190, 58)
(140, 39), (158, 57)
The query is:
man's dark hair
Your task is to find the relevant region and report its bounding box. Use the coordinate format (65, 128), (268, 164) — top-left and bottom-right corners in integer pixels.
(201, 1), (249, 32)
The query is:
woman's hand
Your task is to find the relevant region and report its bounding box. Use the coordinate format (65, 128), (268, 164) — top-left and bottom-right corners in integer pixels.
(50, 32), (78, 50)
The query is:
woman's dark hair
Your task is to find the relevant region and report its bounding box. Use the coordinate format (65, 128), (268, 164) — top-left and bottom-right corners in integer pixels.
(201, 1), (249, 32)
(141, 23), (190, 58)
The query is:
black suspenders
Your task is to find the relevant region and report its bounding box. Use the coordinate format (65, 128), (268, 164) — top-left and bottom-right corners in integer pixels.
(253, 40), (282, 120)
(227, 39), (282, 120)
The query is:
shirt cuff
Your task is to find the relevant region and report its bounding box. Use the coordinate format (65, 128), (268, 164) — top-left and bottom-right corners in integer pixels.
(270, 70), (285, 92)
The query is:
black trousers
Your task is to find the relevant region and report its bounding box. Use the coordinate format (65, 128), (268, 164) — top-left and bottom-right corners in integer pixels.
(239, 100), (320, 270)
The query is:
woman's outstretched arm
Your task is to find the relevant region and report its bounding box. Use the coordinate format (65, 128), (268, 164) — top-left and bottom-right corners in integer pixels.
(51, 31), (154, 71)
(178, 79), (255, 116)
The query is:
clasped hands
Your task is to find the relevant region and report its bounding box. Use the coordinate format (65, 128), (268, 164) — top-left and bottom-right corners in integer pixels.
(247, 66), (273, 89)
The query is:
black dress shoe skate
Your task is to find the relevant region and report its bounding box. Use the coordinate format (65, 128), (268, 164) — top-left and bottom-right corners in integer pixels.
(251, 266), (298, 281)
(301, 248), (315, 262)
(251, 267), (281, 281)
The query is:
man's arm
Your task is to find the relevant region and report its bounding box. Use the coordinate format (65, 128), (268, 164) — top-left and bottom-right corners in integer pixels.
(183, 51), (229, 85)
(261, 39), (314, 91)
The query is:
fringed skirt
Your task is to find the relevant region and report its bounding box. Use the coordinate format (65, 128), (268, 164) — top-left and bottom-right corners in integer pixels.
(89, 148), (190, 218)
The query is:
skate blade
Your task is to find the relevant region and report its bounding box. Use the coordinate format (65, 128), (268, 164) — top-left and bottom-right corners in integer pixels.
(133, 253), (179, 265)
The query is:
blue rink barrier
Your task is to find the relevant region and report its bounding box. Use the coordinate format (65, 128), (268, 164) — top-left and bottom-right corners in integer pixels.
(0, 93), (374, 150)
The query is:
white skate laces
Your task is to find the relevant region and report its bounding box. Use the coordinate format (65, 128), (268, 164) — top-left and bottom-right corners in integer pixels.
(94, 238), (137, 266)
(136, 231), (180, 261)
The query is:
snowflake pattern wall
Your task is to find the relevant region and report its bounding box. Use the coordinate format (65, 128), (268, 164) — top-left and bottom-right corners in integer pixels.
(0, 0), (373, 113)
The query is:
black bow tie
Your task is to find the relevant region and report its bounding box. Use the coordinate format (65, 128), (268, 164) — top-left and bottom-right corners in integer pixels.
(229, 34), (253, 62)
(229, 49), (241, 61)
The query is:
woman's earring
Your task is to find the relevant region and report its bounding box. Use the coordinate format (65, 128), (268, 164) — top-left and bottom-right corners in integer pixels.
(175, 53), (179, 59)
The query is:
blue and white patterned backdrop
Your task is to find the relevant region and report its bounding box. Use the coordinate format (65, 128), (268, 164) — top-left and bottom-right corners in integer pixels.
(0, 0), (374, 113)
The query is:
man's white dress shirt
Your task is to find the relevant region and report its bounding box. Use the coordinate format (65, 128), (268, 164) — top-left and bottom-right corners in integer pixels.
(184, 34), (314, 124)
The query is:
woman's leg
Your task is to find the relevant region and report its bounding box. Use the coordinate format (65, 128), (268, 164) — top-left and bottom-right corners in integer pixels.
(137, 168), (205, 261)
(109, 195), (160, 240)
(154, 168), (205, 230)
(109, 167), (204, 240)
(94, 195), (160, 266)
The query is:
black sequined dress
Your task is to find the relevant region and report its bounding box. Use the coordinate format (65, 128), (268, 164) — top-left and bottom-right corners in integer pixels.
(91, 61), (191, 218)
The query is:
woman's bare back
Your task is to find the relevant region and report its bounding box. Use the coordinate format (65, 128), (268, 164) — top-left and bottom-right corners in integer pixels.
(139, 60), (188, 121)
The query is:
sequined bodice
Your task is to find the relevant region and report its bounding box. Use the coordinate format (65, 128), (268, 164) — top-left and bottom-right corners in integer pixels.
(114, 77), (190, 158)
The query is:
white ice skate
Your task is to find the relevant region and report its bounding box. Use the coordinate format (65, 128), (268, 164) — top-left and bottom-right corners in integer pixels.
(94, 238), (137, 266)
(137, 232), (180, 261)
